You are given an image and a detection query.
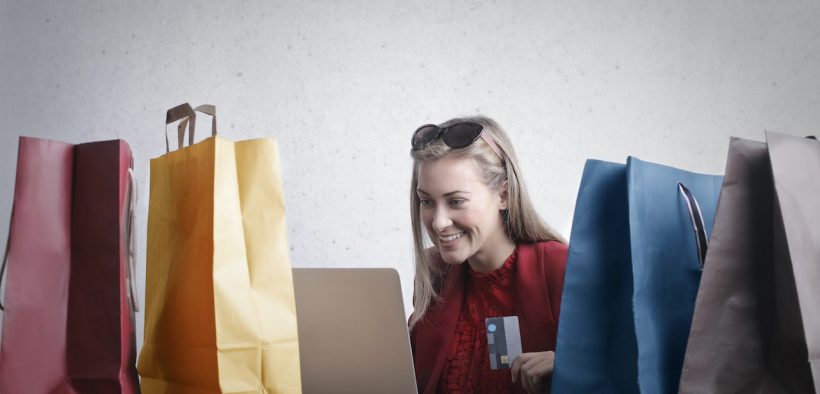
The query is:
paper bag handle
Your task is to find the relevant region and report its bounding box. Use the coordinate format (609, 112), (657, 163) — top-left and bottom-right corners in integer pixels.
(176, 104), (217, 143)
(678, 182), (709, 269)
(193, 104), (217, 135)
(165, 103), (195, 152)
(164, 103), (218, 153)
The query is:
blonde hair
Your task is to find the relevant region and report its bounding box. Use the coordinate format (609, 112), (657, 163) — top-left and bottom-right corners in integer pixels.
(408, 116), (565, 328)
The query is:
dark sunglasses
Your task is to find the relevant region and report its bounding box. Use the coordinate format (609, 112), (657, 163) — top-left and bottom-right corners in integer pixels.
(411, 122), (485, 151)
(411, 121), (504, 160)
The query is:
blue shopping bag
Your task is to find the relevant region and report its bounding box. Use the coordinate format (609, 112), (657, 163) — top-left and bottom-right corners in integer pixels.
(552, 157), (722, 394)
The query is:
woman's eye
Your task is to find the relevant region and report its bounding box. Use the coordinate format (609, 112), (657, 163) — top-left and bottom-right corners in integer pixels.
(419, 199), (432, 207)
(449, 199), (465, 207)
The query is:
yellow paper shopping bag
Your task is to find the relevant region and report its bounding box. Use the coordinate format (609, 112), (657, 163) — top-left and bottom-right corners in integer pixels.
(138, 104), (302, 393)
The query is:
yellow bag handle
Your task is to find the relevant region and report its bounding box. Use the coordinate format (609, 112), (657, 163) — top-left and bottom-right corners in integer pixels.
(165, 103), (217, 152)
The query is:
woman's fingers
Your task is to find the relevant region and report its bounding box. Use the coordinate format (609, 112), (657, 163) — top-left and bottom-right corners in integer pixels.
(521, 354), (543, 393)
(531, 358), (547, 392)
(510, 352), (535, 383)
(518, 351), (556, 393)
(511, 351), (557, 392)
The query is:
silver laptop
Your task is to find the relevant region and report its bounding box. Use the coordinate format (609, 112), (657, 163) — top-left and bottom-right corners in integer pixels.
(292, 268), (418, 394)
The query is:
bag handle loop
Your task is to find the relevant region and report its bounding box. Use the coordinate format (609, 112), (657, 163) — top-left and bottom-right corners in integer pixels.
(0, 202), (13, 311)
(165, 103), (195, 153)
(164, 103), (217, 153)
(193, 104), (217, 136)
(678, 182), (709, 270)
(125, 168), (140, 312)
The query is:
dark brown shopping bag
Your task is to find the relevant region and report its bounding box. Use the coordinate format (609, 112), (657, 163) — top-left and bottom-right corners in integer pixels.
(0, 137), (140, 393)
(679, 133), (819, 393)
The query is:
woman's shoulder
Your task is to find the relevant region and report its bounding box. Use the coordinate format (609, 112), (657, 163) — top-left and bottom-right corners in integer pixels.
(517, 240), (568, 270)
(518, 239), (568, 257)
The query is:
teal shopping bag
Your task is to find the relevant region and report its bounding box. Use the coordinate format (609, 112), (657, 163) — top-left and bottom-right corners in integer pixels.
(552, 157), (722, 394)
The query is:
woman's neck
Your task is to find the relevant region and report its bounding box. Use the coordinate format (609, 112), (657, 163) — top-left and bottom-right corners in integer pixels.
(467, 233), (516, 273)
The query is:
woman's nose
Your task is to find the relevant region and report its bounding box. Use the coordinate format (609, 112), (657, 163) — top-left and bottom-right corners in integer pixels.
(432, 209), (453, 232)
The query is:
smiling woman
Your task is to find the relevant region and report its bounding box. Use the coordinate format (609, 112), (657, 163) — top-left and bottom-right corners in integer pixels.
(408, 116), (568, 394)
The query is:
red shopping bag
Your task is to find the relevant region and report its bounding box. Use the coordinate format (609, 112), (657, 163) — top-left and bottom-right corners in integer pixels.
(0, 137), (140, 393)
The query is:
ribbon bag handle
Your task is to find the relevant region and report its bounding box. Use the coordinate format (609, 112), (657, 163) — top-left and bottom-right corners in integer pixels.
(678, 182), (709, 270)
(125, 168), (140, 312)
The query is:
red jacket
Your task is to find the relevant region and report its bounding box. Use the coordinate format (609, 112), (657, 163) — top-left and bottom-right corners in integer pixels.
(410, 241), (568, 394)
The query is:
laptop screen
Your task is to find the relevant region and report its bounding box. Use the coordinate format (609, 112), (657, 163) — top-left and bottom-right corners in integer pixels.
(292, 268), (418, 394)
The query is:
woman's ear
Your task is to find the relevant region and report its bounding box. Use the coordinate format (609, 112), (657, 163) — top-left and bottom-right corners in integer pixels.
(499, 180), (509, 210)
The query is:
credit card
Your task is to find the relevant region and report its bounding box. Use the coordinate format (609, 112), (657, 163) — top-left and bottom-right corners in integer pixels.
(486, 316), (522, 370)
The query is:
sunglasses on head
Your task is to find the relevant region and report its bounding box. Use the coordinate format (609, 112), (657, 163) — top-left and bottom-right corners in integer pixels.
(411, 121), (503, 159)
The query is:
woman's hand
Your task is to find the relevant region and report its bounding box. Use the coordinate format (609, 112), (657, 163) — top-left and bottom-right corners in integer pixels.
(510, 351), (555, 393)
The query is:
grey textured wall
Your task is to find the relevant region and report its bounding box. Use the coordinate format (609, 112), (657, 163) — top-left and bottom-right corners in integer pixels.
(1, 0), (819, 353)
